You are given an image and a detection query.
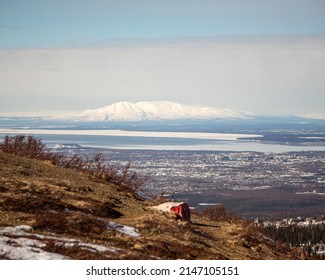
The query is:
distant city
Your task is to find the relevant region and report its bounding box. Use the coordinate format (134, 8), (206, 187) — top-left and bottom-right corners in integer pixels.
(50, 145), (325, 219)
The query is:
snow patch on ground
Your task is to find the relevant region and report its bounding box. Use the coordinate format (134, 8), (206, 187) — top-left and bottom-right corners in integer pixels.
(105, 221), (140, 237)
(0, 226), (66, 260)
(0, 225), (123, 260)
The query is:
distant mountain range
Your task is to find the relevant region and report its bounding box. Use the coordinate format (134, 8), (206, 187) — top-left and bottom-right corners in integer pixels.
(52, 101), (256, 122)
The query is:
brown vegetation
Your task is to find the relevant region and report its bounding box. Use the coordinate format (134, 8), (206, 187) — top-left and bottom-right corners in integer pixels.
(197, 205), (239, 222)
(0, 135), (146, 193)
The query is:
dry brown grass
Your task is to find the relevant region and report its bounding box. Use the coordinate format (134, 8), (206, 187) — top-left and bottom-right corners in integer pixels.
(33, 211), (106, 235)
(0, 135), (147, 193)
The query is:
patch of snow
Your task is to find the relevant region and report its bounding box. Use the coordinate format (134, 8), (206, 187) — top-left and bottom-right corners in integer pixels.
(0, 227), (66, 260)
(59, 240), (119, 254)
(14, 225), (33, 232)
(0, 225), (122, 260)
(105, 222), (140, 237)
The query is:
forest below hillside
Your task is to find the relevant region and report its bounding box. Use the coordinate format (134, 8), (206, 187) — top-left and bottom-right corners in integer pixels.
(264, 224), (325, 259)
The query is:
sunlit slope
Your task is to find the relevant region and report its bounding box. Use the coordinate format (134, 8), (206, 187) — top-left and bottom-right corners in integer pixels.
(0, 151), (298, 260)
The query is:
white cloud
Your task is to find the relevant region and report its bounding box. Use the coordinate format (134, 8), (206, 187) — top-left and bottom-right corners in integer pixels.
(0, 35), (324, 115)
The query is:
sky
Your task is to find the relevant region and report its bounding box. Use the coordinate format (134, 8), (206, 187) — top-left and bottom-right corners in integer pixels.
(0, 0), (325, 117)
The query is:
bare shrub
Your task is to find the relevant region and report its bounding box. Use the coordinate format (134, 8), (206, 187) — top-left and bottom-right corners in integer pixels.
(76, 153), (147, 192)
(0, 135), (146, 193)
(0, 135), (61, 163)
(34, 212), (70, 234)
(198, 205), (239, 222)
(0, 135), (46, 158)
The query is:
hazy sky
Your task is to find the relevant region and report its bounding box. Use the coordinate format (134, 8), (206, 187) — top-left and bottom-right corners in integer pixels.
(1, 0), (325, 116)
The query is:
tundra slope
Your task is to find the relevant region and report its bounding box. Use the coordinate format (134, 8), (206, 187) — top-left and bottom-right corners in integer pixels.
(0, 151), (299, 259)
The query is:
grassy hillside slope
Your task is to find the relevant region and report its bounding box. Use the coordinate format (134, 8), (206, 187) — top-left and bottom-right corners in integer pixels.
(0, 151), (300, 259)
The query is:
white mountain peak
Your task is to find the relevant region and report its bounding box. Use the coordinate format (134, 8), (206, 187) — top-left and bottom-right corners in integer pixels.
(58, 101), (255, 122)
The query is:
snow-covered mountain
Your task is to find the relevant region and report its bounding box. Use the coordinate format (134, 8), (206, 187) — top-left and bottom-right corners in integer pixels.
(54, 101), (255, 122)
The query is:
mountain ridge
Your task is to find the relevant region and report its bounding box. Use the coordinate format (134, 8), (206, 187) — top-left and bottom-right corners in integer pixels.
(53, 101), (256, 122)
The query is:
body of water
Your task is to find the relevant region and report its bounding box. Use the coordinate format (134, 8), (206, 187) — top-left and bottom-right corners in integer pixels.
(1, 128), (325, 152)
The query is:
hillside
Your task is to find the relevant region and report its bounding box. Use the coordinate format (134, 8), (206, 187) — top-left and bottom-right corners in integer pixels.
(0, 150), (300, 260)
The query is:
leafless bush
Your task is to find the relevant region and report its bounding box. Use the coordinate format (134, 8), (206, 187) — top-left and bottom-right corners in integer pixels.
(85, 153), (147, 191)
(0, 135), (62, 163)
(1, 135), (46, 158)
(198, 205), (239, 222)
(0, 135), (147, 193)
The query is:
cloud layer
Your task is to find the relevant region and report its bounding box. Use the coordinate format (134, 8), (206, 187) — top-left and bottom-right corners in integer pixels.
(0, 35), (324, 116)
